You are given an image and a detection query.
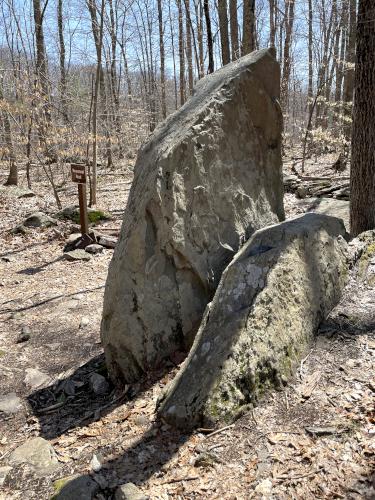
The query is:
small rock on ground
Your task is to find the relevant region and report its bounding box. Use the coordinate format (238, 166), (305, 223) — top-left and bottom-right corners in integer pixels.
(8, 437), (59, 475)
(16, 326), (31, 343)
(85, 243), (104, 254)
(98, 235), (117, 249)
(79, 317), (90, 328)
(24, 212), (57, 228)
(115, 483), (149, 500)
(0, 393), (22, 414)
(89, 373), (110, 395)
(24, 368), (51, 389)
(52, 474), (99, 500)
(63, 249), (91, 262)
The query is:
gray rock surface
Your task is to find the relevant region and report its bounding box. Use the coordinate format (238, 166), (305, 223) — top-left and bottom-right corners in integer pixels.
(115, 483), (149, 500)
(101, 48), (284, 383)
(24, 368), (51, 389)
(0, 466), (12, 486)
(0, 393), (22, 414)
(63, 249), (91, 262)
(295, 197), (350, 231)
(52, 474), (99, 500)
(89, 373), (110, 395)
(24, 212), (57, 228)
(158, 213), (348, 427)
(85, 243), (104, 254)
(98, 235), (117, 249)
(8, 437), (60, 474)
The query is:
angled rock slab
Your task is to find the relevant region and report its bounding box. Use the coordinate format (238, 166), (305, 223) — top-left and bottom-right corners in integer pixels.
(158, 213), (349, 428)
(101, 48), (284, 383)
(9, 437), (60, 475)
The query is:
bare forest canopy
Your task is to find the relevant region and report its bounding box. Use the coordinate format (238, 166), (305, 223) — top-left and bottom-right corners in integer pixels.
(0, 0), (356, 193)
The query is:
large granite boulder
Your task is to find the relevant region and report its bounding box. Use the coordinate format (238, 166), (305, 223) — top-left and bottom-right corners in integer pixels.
(158, 213), (349, 428)
(101, 48), (285, 383)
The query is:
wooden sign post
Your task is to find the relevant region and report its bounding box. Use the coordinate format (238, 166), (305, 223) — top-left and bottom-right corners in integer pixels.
(71, 163), (89, 236)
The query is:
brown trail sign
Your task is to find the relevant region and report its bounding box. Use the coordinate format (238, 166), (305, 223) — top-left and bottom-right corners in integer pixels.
(71, 163), (89, 236)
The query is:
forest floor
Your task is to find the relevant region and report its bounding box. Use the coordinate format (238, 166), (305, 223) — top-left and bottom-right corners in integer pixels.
(0, 156), (374, 500)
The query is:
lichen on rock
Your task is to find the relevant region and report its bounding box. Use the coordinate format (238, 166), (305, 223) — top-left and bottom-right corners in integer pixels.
(158, 213), (349, 428)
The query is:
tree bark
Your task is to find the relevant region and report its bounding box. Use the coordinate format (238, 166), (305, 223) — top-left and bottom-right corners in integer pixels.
(57, 0), (68, 123)
(307, 0), (313, 115)
(242, 0), (256, 55)
(343, 0), (357, 140)
(268, 0), (276, 48)
(177, 0), (186, 104)
(350, 0), (375, 235)
(1, 82), (17, 186)
(280, 0), (295, 110)
(157, 0), (167, 117)
(90, 0), (105, 206)
(185, 0), (194, 94)
(229, 0), (239, 59)
(204, 0), (214, 73)
(218, 0), (230, 65)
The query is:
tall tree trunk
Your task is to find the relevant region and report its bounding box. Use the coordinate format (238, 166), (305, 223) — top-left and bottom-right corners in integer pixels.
(169, 1), (179, 108)
(242, 0), (256, 55)
(307, 0), (313, 115)
(218, 0), (230, 65)
(33, 0), (55, 162)
(177, 0), (186, 104)
(1, 78), (17, 186)
(196, 0), (205, 76)
(57, 0), (68, 123)
(335, 4), (347, 104)
(87, 0), (112, 168)
(108, 0), (123, 157)
(343, 0), (357, 140)
(185, 0), (194, 94)
(269, 0), (276, 48)
(350, 0), (375, 235)
(90, 0), (105, 206)
(280, 0), (295, 110)
(157, 0), (167, 117)
(204, 0), (214, 73)
(229, 0), (239, 59)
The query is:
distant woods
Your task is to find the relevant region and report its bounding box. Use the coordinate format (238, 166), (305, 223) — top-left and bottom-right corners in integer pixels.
(0, 0), (358, 192)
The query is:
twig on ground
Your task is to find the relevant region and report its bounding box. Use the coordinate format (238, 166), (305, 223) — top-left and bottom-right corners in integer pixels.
(205, 424), (235, 439)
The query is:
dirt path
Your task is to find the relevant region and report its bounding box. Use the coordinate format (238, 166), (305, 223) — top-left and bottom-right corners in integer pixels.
(0, 161), (374, 499)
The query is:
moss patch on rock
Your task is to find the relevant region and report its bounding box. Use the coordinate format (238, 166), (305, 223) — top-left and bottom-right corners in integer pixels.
(57, 206), (111, 225)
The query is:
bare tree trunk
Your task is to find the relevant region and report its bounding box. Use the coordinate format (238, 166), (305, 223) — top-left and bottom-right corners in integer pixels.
(218, 0), (231, 65)
(269, 0), (276, 48)
(0, 73), (17, 186)
(350, 0), (375, 235)
(343, 0), (357, 140)
(204, 0), (214, 73)
(157, 0), (167, 117)
(177, 0), (186, 105)
(195, 0), (205, 76)
(33, 0), (55, 163)
(335, 4), (347, 104)
(280, 0), (295, 110)
(229, 0), (239, 59)
(87, 0), (113, 168)
(57, 0), (68, 123)
(108, 0), (123, 158)
(169, 1), (179, 109)
(185, 0), (194, 94)
(307, 0), (313, 115)
(242, 0), (256, 55)
(90, 0), (105, 206)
